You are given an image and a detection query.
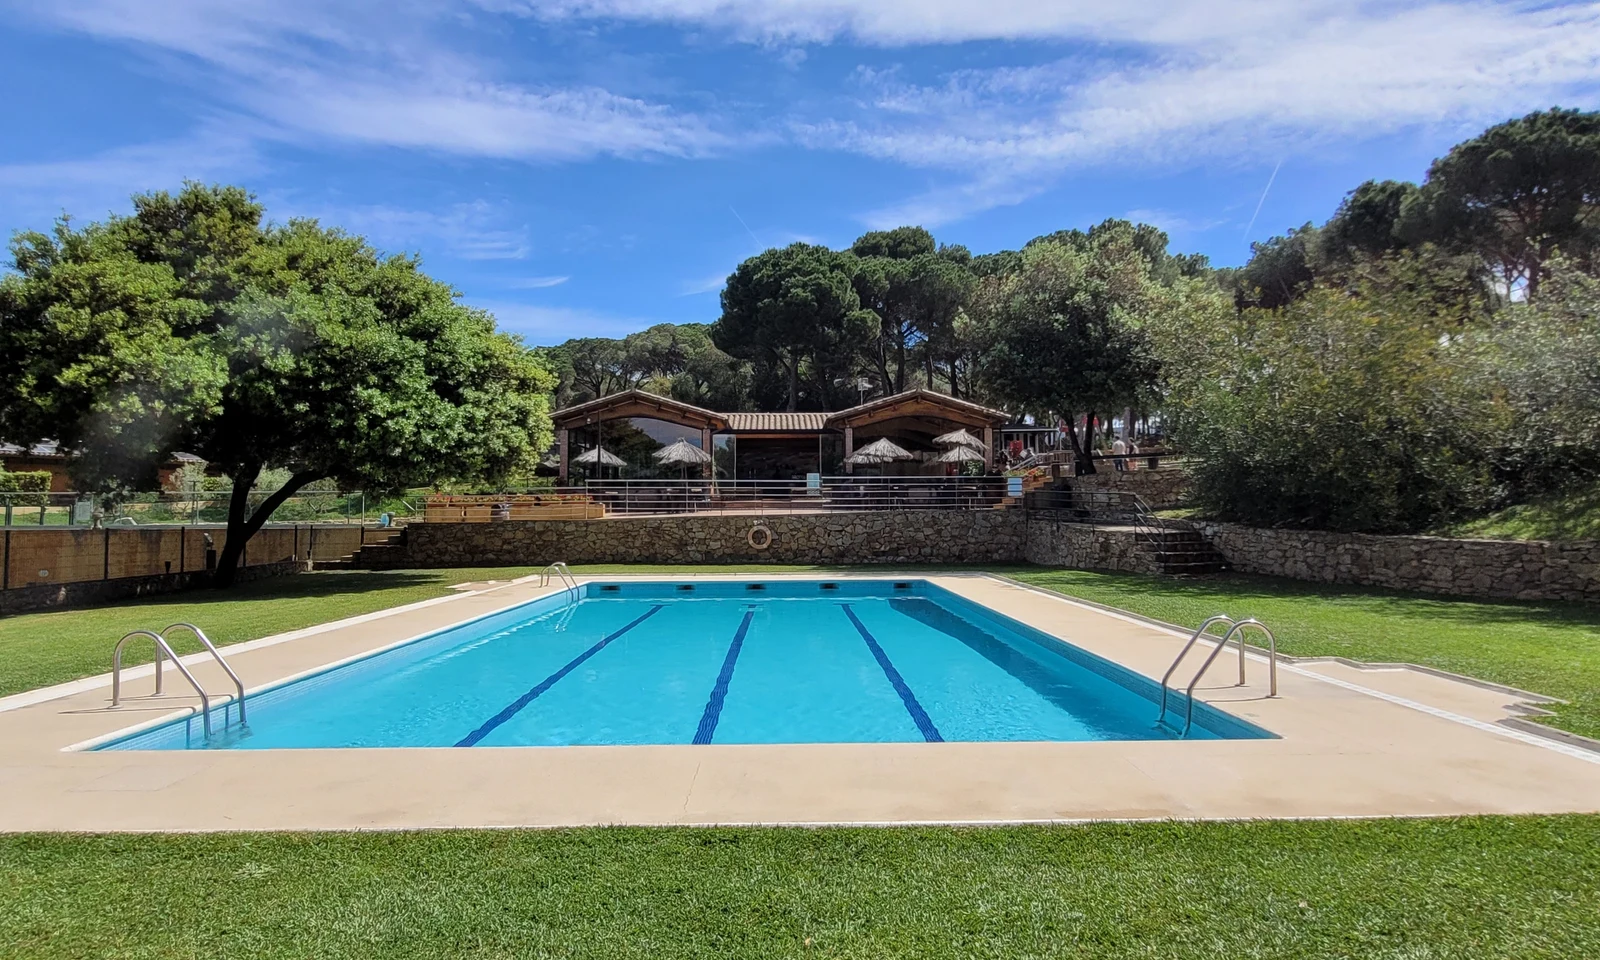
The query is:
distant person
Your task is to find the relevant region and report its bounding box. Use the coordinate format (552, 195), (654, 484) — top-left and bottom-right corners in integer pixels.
(1126, 438), (1140, 471)
(1112, 437), (1127, 472)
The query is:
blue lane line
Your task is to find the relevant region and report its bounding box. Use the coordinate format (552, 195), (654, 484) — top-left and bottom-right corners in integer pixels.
(455, 604), (665, 747)
(693, 607), (758, 745)
(839, 603), (943, 743)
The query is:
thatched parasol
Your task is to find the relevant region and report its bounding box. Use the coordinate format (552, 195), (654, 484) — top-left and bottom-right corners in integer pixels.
(847, 437), (914, 465)
(933, 428), (984, 449)
(932, 443), (986, 463)
(571, 447), (625, 467)
(652, 439), (712, 466)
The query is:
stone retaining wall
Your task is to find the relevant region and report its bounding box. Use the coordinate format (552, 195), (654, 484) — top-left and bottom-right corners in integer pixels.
(1197, 521), (1600, 602)
(401, 510), (1026, 567)
(1066, 466), (1190, 508)
(1023, 517), (1157, 574)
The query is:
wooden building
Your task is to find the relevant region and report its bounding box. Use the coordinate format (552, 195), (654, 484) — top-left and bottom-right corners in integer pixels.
(0, 441), (204, 492)
(550, 389), (1010, 482)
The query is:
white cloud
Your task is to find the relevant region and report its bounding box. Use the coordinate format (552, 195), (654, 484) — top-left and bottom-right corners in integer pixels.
(810, 2), (1600, 223)
(299, 200), (533, 260)
(0, 131), (264, 224)
(507, 275), (571, 288)
(1123, 209), (1226, 236)
(495, 0), (1316, 46)
(16, 0), (726, 163)
(678, 271), (728, 296)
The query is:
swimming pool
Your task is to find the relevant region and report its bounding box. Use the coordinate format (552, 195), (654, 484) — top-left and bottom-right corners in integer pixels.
(97, 580), (1271, 750)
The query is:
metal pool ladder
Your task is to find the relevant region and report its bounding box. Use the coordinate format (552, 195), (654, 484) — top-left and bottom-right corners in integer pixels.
(1157, 615), (1278, 736)
(110, 623), (247, 736)
(541, 561), (580, 603)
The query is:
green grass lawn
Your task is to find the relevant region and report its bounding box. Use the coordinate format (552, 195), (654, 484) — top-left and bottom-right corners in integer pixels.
(6, 569), (1600, 957)
(1434, 480), (1600, 541)
(2, 818), (1596, 959)
(1008, 568), (1600, 741)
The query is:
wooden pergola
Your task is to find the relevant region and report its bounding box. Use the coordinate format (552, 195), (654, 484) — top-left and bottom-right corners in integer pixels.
(825, 390), (1007, 474)
(551, 391), (728, 483)
(548, 388), (1009, 481)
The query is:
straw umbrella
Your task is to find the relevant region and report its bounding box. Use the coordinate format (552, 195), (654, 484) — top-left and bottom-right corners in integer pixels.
(653, 440), (713, 508)
(571, 447), (624, 480)
(846, 438), (914, 464)
(932, 443), (985, 463)
(933, 428), (984, 449)
(653, 439), (712, 470)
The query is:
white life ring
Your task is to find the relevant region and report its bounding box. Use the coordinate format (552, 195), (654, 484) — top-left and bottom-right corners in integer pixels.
(747, 523), (773, 550)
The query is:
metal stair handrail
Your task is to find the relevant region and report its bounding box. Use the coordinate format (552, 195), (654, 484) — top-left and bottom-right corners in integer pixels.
(162, 623), (247, 724)
(540, 561), (580, 603)
(1180, 619), (1278, 735)
(1156, 615), (1236, 725)
(111, 630), (218, 737)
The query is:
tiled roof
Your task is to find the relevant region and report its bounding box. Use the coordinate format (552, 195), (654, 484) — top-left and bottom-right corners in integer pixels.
(0, 441), (204, 463)
(725, 412), (831, 432)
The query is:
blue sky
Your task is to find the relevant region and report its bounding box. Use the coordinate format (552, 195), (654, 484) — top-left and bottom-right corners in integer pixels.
(3, 1), (1599, 345)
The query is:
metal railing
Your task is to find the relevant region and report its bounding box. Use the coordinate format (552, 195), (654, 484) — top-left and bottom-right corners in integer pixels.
(110, 624), (248, 737)
(162, 623), (247, 724)
(540, 562), (580, 603)
(552, 476), (1011, 516)
(1156, 615), (1279, 736)
(111, 630), (219, 737)
(0, 489), (403, 527)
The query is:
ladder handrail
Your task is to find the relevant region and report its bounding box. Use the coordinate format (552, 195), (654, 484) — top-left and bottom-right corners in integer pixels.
(111, 630), (217, 737)
(540, 561), (579, 602)
(162, 623), (246, 724)
(1156, 615), (1236, 725)
(1182, 618), (1278, 735)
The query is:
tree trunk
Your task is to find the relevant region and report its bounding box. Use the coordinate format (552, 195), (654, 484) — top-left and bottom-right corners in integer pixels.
(211, 467), (327, 588)
(1071, 411), (1097, 474)
(786, 352), (799, 412)
(874, 337), (892, 399)
(895, 335), (906, 393)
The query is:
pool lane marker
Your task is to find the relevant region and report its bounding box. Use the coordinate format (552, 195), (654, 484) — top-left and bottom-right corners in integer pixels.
(693, 607), (758, 745)
(455, 604), (665, 747)
(840, 603), (944, 743)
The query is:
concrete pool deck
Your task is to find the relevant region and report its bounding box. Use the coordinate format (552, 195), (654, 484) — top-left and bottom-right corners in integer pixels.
(0, 573), (1597, 831)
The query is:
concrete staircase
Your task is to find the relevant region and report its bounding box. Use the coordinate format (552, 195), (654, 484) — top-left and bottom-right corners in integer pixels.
(318, 528), (409, 570)
(1141, 526), (1230, 575)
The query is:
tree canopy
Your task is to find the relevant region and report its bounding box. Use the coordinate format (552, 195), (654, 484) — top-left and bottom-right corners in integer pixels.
(0, 183), (554, 583)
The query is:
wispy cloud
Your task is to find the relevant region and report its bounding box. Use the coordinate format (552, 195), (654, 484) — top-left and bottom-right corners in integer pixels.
(0, 130), (263, 223)
(507, 275), (571, 288)
(299, 200), (532, 260)
(810, 2), (1600, 224)
(465, 299), (661, 343)
(16, 0), (728, 164)
(1124, 208), (1227, 237)
(678, 271), (728, 296)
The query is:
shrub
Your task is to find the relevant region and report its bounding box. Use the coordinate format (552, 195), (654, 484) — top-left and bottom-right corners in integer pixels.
(0, 470), (51, 508)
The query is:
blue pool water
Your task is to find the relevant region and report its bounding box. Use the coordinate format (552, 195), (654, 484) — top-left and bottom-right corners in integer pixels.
(97, 581), (1271, 750)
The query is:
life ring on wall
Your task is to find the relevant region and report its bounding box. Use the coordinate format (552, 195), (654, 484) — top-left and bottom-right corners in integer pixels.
(747, 523), (773, 550)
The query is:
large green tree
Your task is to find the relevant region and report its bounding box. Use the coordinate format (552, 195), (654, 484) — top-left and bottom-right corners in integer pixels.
(714, 243), (876, 411)
(971, 237), (1160, 472)
(1421, 107), (1600, 297)
(0, 184), (554, 585)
